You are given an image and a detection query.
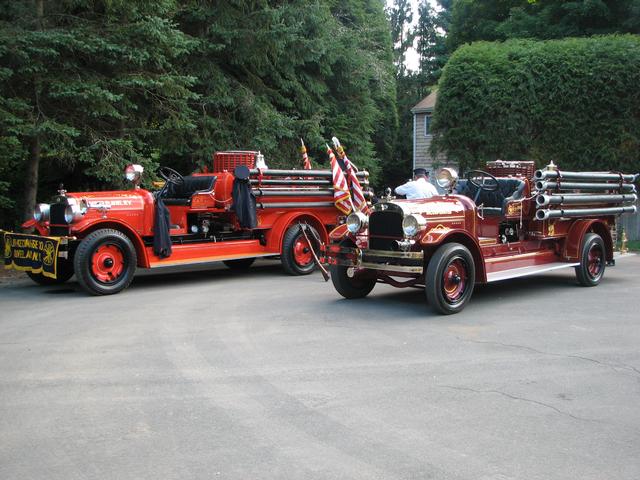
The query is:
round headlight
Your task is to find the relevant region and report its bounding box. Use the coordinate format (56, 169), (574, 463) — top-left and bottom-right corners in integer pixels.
(436, 167), (459, 190)
(402, 214), (427, 237)
(33, 203), (50, 222)
(79, 198), (89, 214)
(64, 204), (83, 224)
(124, 164), (144, 186)
(346, 211), (369, 234)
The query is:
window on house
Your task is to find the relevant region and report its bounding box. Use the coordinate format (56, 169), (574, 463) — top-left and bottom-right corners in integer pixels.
(424, 114), (432, 136)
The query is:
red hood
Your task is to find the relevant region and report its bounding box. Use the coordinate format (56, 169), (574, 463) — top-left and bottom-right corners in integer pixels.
(66, 189), (153, 211)
(385, 196), (471, 216)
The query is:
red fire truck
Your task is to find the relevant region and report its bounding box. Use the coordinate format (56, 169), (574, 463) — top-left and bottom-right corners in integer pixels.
(3, 151), (367, 295)
(324, 161), (638, 314)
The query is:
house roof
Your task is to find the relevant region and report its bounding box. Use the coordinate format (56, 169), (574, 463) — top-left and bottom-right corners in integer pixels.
(411, 90), (437, 114)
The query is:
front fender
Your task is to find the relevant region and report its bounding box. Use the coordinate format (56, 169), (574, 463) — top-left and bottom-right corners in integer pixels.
(421, 228), (486, 283)
(329, 223), (350, 241)
(74, 220), (150, 268)
(21, 218), (48, 236)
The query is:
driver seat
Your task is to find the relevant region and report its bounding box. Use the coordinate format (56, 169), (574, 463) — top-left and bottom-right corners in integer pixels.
(455, 178), (525, 216)
(163, 175), (217, 206)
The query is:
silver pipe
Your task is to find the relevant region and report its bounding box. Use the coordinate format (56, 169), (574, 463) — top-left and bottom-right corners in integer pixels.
(536, 180), (636, 192)
(257, 201), (336, 209)
(249, 179), (370, 187)
(536, 193), (638, 207)
(249, 169), (368, 179)
(535, 205), (637, 221)
(253, 189), (334, 197)
(253, 189), (372, 197)
(250, 179), (332, 186)
(534, 170), (638, 182)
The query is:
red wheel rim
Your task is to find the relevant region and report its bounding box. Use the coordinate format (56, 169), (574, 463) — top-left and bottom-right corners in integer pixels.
(442, 257), (468, 304)
(587, 243), (603, 279)
(292, 234), (313, 267)
(91, 243), (125, 283)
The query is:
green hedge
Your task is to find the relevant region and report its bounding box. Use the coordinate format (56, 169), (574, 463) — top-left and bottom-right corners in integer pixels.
(432, 35), (640, 173)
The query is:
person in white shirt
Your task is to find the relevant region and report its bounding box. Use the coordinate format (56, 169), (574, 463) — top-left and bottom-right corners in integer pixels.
(395, 168), (439, 199)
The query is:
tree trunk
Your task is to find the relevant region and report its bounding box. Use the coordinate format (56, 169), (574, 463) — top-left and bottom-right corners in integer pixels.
(35, 0), (44, 29)
(22, 0), (45, 223)
(22, 135), (40, 222)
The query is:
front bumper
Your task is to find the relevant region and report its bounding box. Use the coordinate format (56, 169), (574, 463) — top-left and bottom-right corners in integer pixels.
(324, 244), (424, 274)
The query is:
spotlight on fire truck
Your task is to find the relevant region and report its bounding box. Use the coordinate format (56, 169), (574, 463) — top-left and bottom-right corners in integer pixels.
(124, 164), (144, 187)
(402, 214), (427, 237)
(436, 168), (459, 192)
(33, 203), (50, 222)
(346, 211), (369, 233)
(64, 201), (85, 224)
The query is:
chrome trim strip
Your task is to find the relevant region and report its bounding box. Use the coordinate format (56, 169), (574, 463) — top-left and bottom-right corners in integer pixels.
(360, 262), (423, 274)
(486, 262), (579, 282)
(363, 249), (424, 259)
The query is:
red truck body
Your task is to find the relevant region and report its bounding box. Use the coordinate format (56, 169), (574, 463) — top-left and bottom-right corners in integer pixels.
(324, 161), (638, 314)
(3, 151), (366, 295)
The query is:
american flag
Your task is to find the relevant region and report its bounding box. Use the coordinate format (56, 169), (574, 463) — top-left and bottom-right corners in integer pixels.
(332, 137), (370, 214)
(300, 138), (311, 170)
(327, 145), (353, 215)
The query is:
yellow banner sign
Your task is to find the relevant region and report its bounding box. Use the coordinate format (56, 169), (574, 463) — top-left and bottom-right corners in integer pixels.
(2, 231), (61, 279)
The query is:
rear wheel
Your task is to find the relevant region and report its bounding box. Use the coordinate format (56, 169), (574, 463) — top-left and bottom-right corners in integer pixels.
(74, 229), (137, 295)
(330, 240), (376, 299)
(223, 258), (255, 270)
(575, 233), (605, 287)
(425, 243), (475, 315)
(27, 259), (74, 285)
(281, 224), (319, 275)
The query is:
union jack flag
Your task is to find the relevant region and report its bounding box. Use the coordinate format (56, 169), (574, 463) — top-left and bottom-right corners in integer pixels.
(332, 137), (370, 214)
(327, 144), (353, 215)
(300, 138), (311, 170)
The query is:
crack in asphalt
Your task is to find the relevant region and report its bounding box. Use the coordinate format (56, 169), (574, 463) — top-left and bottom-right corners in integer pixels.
(461, 338), (640, 377)
(438, 384), (599, 423)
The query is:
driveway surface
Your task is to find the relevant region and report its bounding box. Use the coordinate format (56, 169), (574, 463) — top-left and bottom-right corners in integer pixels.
(1, 255), (639, 480)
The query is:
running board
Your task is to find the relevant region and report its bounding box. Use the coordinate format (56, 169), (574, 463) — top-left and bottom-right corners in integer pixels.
(486, 262), (579, 283)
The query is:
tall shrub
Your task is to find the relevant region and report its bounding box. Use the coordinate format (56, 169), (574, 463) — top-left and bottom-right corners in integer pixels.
(432, 35), (640, 173)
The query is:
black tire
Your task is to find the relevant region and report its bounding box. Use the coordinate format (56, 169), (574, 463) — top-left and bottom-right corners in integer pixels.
(425, 243), (476, 315)
(575, 233), (605, 287)
(223, 257), (256, 270)
(330, 269), (376, 300)
(281, 224), (320, 275)
(330, 239), (376, 299)
(27, 259), (74, 285)
(73, 229), (137, 295)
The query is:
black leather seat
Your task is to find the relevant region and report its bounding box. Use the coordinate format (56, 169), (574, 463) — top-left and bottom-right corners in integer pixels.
(455, 178), (525, 216)
(163, 175), (216, 206)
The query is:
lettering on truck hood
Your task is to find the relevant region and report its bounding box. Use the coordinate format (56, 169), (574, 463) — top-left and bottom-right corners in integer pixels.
(392, 198), (466, 217)
(67, 192), (147, 210)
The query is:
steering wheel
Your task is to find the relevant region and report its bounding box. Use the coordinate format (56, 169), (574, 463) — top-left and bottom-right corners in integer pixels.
(157, 166), (184, 186)
(466, 170), (499, 192)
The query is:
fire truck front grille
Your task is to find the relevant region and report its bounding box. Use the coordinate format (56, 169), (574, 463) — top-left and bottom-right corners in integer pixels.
(369, 210), (403, 251)
(50, 203), (67, 225)
(49, 202), (70, 235)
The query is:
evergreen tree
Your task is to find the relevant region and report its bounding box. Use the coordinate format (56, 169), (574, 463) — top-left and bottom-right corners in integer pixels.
(448, 0), (640, 51)
(0, 0), (197, 223)
(176, 0), (396, 180)
(385, 0), (418, 185)
(387, 0), (416, 77)
(416, 0), (451, 86)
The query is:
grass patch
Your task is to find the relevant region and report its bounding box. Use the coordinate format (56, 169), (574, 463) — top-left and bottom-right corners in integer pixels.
(625, 240), (640, 251)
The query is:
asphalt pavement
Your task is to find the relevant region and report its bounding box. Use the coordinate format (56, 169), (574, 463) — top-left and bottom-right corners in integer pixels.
(1, 255), (639, 480)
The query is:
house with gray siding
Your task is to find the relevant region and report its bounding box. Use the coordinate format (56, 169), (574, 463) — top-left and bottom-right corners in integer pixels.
(411, 90), (451, 174)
